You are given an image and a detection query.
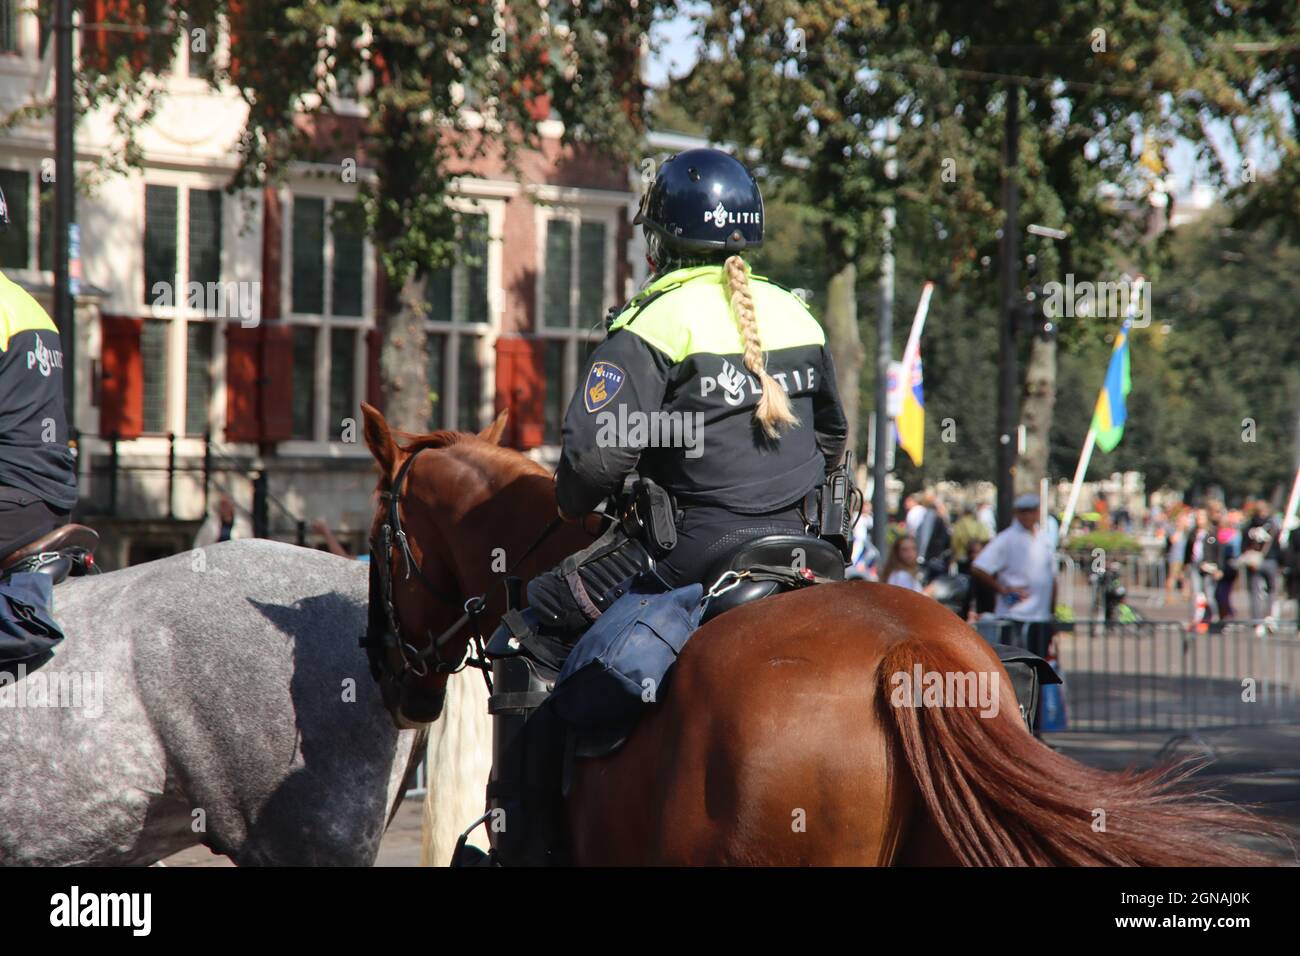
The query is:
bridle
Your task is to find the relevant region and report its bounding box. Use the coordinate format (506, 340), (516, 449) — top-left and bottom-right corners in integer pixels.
(365, 446), (563, 693)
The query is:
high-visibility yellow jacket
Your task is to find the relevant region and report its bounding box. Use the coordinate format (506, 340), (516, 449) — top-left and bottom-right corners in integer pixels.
(556, 264), (848, 517)
(0, 270), (76, 510)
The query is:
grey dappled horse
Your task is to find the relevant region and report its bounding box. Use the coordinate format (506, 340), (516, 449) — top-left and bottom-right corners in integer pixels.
(0, 539), (422, 866)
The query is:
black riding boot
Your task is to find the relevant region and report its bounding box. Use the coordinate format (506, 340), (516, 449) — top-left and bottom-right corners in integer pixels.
(484, 654), (569, 866)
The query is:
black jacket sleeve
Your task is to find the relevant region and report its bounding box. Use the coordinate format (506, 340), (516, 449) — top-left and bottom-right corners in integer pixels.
(555, 330), (673, 517)
(813, 346), (849, 471)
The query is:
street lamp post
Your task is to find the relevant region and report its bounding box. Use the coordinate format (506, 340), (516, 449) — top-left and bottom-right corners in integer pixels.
(54, 0), (76, 435)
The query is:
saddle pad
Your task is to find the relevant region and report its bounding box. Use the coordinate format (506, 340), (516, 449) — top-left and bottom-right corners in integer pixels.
(550, 582), (704, 729)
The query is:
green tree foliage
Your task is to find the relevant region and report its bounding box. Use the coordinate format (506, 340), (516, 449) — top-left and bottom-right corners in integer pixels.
(19, 0), (658, 430)
(1051, 209), (1300, 503)
(671, 1), (1295, 492)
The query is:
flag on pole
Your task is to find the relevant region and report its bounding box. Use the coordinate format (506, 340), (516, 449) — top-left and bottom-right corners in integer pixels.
(897, 357), (925, 466)
(894, 282), (934, 467)
(1090, 317), (1132, 453)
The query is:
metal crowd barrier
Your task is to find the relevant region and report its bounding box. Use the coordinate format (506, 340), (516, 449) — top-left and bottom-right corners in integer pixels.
(989, 618), (1300, 733)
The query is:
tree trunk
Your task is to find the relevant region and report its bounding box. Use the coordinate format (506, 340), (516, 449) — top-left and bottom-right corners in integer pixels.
(380, 272), (432, 433)
(823, 260), (862, 455)
(1017, 332), (1057, 495)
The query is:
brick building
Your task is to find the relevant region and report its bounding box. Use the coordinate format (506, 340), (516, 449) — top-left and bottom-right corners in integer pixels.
(0, 6), (649, 568)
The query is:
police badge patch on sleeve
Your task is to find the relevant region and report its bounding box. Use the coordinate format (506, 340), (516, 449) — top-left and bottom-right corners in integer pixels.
(584, 361), (626, 413)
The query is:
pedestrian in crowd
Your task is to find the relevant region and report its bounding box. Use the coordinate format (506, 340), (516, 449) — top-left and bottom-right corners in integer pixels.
(192, 493), (252, 548)
(882, 534), (933, 596)
(1164, 506), (1189, 606)
(960, 537), (999, 622)
(847, 503), (879, 581)
(970, 492), (1057, 658)
(977, 500), (997, 536)
(1094, 491), (1110, 530)
(1185, 507), (1217, 624)
(1210, 502), (1241, 620)
(915, 494), (951, 579)
(1195, 501), (1239, 621)
(1240, 499), (1281, 622)
(905, 493), (927, 538)
(951, 506), (991, 573)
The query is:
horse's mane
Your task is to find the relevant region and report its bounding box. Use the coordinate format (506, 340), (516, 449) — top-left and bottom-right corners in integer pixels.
(391, 427), (549, 482)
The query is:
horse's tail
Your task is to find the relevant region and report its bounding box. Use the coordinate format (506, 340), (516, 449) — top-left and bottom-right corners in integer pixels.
(875, 636), (1285, 866)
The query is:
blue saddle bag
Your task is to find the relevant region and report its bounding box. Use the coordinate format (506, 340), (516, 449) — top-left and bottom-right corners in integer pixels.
(0, 573), (64, 666)
(550, 581), (705, 729)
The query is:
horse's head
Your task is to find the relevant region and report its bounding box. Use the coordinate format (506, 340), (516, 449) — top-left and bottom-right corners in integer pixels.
(359, 401), (581, 729)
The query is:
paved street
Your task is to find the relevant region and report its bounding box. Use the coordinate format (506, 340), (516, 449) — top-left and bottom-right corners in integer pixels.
(1045, 723), (1300, 863)
(161, 722), (1299, 867)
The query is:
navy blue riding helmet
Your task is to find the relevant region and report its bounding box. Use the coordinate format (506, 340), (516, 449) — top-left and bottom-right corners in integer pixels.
(634, 148), (764, 266)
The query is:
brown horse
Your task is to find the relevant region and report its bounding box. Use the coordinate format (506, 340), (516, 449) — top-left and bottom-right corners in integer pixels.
(360, 404), (1282, 865)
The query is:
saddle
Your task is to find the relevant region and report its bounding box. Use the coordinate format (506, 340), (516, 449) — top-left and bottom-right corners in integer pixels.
(699, 533), (846, 623)
(0, 524), (100, 586)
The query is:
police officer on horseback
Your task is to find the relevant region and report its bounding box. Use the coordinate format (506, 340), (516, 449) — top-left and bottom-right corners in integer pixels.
(480, 148), (849, 865)
(524, 147), (849, 637)
(0, 182), (94, 666)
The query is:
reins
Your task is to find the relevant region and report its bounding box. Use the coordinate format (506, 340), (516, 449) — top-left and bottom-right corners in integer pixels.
(375, 446), (565, 688)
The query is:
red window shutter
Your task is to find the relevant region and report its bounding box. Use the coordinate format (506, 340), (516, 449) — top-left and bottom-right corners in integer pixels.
(523, 46), (552, 122)
(99, 316), (143, 440)
(80, 1), (110, 74)
(260, 185), (281, 322)
(82, 0), (149, 74)
(226, 0), (244, 82)
(224, 324), (261, 442)
(366, 327), (383, 410)
(260, 324), (295, 442)
(495, 336), (544, 450)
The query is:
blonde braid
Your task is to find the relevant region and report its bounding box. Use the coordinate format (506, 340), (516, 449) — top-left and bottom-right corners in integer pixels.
(724, 255), (800, 439)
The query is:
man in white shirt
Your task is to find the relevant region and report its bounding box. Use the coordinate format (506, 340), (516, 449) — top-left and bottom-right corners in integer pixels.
(905, 494), (928, 538)
(971, 492), (1057, 657)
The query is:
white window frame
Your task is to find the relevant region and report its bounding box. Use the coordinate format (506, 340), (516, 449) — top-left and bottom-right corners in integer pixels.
(171, 12), (227, 87)
(133, 175), (236, 449)
(532, 186), (624, 451)
(0, 0), (40, 68)
(424, 194), (504, 432)
(0, 160), (41, 274)
(279, 182), (375, 454)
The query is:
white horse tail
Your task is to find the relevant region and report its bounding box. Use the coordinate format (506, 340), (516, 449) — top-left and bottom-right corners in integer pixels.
(420, 669), (493, 866)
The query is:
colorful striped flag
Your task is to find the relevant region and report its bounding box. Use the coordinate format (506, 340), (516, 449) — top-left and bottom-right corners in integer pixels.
(1090, 317), (1132, 453)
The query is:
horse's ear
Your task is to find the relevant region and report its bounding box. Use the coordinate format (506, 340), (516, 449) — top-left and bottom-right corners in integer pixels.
(479, 408), (509, 446)
(361, 402), (397, 477)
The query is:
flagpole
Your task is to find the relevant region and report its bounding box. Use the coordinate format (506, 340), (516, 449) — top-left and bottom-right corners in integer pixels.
(1059, 426), (1097, 538)
(900, 281), (935, 373)
(1058, 275), (1144, 545)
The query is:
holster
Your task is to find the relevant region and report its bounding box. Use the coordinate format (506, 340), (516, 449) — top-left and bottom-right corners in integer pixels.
(803, 451), (857, 561)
